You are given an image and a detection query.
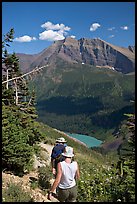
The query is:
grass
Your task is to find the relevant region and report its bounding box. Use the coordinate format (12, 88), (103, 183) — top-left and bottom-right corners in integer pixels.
(2, 182), (34, 202)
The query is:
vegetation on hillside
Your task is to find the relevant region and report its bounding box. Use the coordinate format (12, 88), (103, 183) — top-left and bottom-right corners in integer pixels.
(30, 62), (135, 141)
(76, 112), (135, 202)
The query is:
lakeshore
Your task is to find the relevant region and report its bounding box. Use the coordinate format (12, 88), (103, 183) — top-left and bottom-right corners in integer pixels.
(65, 132), (102, 148)
(53, 129), (102, 148)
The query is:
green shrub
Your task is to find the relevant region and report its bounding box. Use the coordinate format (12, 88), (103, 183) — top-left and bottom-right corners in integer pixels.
(38, 166), (52, 190)
(30, 177), (39, 190)
(77, 159), (135, 202)
(2, 182), (34, 202)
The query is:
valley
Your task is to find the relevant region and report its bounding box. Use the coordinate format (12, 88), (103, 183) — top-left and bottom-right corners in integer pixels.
(16, 37), (135, 149)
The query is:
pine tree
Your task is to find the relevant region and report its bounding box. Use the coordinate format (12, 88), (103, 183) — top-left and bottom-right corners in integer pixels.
(2, 29), (42, 174)
(2, 29), (16, 105)
(116, 109), (135, 202)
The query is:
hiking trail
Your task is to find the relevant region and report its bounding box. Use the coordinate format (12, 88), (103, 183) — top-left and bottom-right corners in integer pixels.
(2, 143), (59, 202)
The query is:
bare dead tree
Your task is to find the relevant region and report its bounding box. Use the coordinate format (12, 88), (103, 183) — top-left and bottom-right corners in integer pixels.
(2, 65), (48, 85)
(2, 65), (49, 106)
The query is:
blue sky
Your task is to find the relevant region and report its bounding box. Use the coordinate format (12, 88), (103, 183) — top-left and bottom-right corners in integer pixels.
(2, 2), (135, 54)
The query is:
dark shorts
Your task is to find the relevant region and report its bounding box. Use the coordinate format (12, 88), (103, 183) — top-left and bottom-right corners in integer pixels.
(57, 185), (77, 202)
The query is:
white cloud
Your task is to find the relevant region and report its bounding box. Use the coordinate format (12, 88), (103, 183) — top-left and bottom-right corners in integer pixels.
(70, 35), (76, 38)
(39, 21), (72, 41)
(39, 30), (65, 41)
(90, 23), (101, 31)
(108, 27), (115, 31)
(41, 21), (71, 31)
(14, 35), (36, 42)
(109, 35), (115, 38)
(120, 26), (129, 30)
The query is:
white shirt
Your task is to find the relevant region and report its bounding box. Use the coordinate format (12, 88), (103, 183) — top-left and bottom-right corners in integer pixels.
(58, 160), (78, 189)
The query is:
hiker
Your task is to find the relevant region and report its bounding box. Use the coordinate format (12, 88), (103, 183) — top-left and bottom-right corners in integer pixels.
(48, 146), (80, 202)
(51, 137), (67, 177)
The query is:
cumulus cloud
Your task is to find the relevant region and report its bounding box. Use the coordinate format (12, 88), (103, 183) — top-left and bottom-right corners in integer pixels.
(108, 27), (115, 31)
(90, 23), (101, 31)
(39, 21), (71, 41)
(120, 26), (129, 30)
(39, 30), (65, 41)
(41, 21), (70, 31)
(14, 35), (36, 42)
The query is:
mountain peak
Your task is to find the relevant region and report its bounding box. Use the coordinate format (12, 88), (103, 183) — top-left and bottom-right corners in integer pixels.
(17, 37), (135, 74)
(64, 37), (78, 43)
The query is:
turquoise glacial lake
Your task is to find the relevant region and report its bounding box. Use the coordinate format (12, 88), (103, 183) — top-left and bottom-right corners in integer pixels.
(65, 132), (103, 148)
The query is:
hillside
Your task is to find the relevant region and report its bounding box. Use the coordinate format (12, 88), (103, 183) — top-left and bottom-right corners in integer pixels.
(3, 119), (135, 202)
(2, 142), (59, 202)
(2, 122), (113, 202)
(30, 63), (135, 141)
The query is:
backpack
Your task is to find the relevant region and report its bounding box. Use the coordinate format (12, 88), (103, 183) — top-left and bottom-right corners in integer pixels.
(51, 143), (66, 160)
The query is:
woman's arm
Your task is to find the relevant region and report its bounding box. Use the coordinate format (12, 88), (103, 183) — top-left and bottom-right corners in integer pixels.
(47, 162), (62, 200)
(51, 158), (56, 175)
(75, 162), (80, 180)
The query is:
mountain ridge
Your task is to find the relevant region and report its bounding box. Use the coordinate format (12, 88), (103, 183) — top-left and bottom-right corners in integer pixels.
(17, 37), (135, 74)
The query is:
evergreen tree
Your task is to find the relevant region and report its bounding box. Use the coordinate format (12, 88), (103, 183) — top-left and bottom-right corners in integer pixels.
(115, 110), (135, 202)
(2, 28), (16, 105)
(2, 29), (42, 174)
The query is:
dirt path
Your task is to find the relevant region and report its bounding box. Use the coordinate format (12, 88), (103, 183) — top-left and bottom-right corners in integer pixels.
(2, 143), (59, 202)
(39, 142), (54, 165)
(39, 143), (53, 155)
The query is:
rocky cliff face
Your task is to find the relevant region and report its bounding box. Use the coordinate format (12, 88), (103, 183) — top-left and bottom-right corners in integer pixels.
(17, 37), (135, 74)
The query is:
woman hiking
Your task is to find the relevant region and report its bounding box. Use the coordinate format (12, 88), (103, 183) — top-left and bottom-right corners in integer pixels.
(48, 146), (80, 202)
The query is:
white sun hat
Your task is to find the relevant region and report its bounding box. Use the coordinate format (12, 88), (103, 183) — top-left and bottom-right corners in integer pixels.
(62, 146), (74, 157)
(56, 137), (67, 143)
